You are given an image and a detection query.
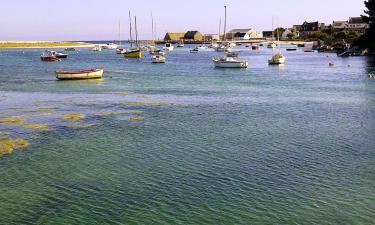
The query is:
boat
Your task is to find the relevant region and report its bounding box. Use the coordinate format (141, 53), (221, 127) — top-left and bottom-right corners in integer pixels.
(268, 53), (286, 65)
(198, 44), (207, 50)
(245, 44), (251, 48)
(267, 42), (277, 48)
(252, 45), (260, 50)
(268, 18), (286, 65)
(123, 12), (142, 59)
(151, 54), (166, 63)
(286, 48), (297, 51)
(329, 63), (335, 67)
(40, 51), (58, 61)
(163, 43), (174, 51)
(55, 68), (104, 80)
(209, 42), (219, 48)
(303, 48), (314, 52)
(297, 43), (305, 48)
(64, 48), (75, 51)
(190, 47), (199, 53)
(50, 51), (68, 59)
(177, 40), (184, 48)
(150, 49), (165, 56)
(368, 73), (375, 78)
(102, 43), (118, 49)
(116, 20), (125, 54)
(213, 52), (248, 68)
(91, 45), (102, 51)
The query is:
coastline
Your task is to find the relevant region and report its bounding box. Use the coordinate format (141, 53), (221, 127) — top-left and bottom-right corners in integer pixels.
(0, 41), (94, 49)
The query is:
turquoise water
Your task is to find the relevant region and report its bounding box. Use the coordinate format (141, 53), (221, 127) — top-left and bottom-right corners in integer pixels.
(0, 46), (375, 224)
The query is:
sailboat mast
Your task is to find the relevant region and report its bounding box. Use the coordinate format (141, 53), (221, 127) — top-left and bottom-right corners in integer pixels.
(223, 5), (227, 42)
(219, 18), (222, 42)
(135, 16), (139, 48)
(129, 11), (133, 48)
(151, 13), (154, 41)
(119, 20), (121, 47)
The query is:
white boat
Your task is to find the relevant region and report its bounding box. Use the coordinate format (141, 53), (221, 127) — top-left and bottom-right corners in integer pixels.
(150, 49), (165, 56)
(198, 44), (207, 50)
(268, 18), (286, 65)
(151, 54), (166, 63)
(177, 41), (184, 48)
(91, 45), (102, 51)
(55, 68), (104, 80)
(116, 48), (126, 54)
(163, 43), (174, 51)
(213, 52), (248, 68)
(209, 42), (219, 48)
(102, 43), (118, 49)
(267, 42), (277, 48)
(268, 53), (286, 65)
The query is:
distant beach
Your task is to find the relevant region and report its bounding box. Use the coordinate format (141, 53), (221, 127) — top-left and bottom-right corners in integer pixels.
(0, 41), (94, 49)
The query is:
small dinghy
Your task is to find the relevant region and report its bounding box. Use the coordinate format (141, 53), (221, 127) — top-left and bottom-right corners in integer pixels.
(190, 47), (199, 53)
(55, 68), (104, 80)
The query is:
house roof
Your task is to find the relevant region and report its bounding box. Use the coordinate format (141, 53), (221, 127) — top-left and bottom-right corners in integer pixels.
(333, 21), (347, 26)
(349, 17), (364, 24)
(164, 32), (185, 40)
(184, 31), (202, 39)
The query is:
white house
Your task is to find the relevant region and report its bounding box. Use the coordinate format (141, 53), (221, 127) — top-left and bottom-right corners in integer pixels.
(281, 29), (299, 40)
(332, 21), (348, 30)
(347, 17), (368, 33)
(226, 29), (263, 40)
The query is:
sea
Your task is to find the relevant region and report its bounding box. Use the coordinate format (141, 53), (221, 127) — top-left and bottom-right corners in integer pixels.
(0, 43), (374, 224)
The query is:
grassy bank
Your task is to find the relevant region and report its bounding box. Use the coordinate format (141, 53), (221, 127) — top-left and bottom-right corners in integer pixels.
(0, 41), (93, 48)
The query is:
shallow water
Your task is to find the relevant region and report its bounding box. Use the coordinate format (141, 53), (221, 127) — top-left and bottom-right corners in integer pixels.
(0, 45), (375, 224)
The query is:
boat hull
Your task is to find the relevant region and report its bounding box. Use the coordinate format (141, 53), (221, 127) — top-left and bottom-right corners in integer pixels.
(41, 56), (58, 61)
(123, 50), (142, 58)
(213, 60), (248, 68)
(55, 68), (104, 80)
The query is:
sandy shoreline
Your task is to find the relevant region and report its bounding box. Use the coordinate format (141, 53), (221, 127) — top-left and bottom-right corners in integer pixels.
(0, 41), (95, 49)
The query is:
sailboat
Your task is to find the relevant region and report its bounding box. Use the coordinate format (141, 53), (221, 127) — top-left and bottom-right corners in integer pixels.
(212, 6), (248, 68)
(215, 9), (231, 52)
(268, 18), (286, 65)
(123, 11), (142, 59)
(267, 17), (277, 49)
(116, 20), (126, 54)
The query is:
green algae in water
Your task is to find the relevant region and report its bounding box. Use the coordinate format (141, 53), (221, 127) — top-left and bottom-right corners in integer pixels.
(0, 135), (29, 157)
(61, 113), (86, 121)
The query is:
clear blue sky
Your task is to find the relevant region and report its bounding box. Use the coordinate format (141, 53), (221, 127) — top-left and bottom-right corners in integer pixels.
(0, 0), (365, 41)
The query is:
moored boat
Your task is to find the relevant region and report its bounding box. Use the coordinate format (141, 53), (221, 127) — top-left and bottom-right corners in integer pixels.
(55, 68), (104, 80)
(252, 45), (260, 50)
(151, 54), (166, 63)
(190, 47), (199, 53)
(163, 43), (174, 51)
(91, 45), (102, 51)
(50, 51), (68, 59)
(123, 49), (142, 58)
(64, 48), (75, 51)
(212, 52), (248, 68)
(286, 48), (297, 51)
(268, 53), (286, 65)
(40, 51), (58, 61)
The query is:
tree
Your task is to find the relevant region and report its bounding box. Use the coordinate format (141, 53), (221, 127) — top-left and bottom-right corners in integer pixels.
(361, 0), (375, 51)
(273, 27), (285, 38)
(308, 31), (332, 43)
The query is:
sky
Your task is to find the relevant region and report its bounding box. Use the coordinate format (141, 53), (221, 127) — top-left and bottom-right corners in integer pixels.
(0, 0), (366, 41)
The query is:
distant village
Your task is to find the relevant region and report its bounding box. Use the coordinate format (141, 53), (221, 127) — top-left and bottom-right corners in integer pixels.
(161, 16), (369, 43)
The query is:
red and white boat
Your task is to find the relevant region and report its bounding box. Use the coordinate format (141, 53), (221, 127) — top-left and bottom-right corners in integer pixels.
(55, 68), (104, 80)
(40, 51), (58, 61)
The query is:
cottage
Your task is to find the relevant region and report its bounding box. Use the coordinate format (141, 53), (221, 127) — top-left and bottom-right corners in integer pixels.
(164, 32), (185, 41)
(299, 21), (325, 39)
(204, 34), (220, 41)
(184, 31), (203, 41)
(332, 21), (348, 31)
(226, 29), (262, 40)
(281, 29), (299, 40)
(347, 17), (368, 33)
